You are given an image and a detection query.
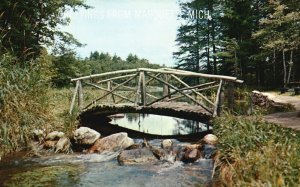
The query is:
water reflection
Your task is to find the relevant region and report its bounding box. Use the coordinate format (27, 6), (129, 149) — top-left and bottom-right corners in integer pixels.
(111, 114), (210, 136)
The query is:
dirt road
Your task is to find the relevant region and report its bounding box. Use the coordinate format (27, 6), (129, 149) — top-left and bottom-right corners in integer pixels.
(262, 92), (300, 131)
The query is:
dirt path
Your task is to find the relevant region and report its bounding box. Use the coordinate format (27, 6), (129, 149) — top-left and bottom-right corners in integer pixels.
(262, 92), (300, 131)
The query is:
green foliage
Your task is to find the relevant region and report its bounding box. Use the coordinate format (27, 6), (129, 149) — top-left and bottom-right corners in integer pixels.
(0, 54), (54, 157)
(217, 38), (240, 77)
(52, 52), (79, 88)
(174, 0), (222, 75)
(175, 0), (300, 87)
(213, 114), (300, 186)
(252, 0), (300, 86)
(0, 0), (89, 60)
(51, 52), (161, 87)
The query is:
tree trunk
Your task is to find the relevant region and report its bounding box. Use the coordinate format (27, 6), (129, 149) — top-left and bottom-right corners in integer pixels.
(273, 48), (276, 84)
(234, 50), (238, 77)
(207, 20), (211, 74)
(239, 58), (243, 79)
(196, 16), (200, 84)
(212, 20), (217, 74)
(282, 50), (287, 87)
(287, 50), (293, 84)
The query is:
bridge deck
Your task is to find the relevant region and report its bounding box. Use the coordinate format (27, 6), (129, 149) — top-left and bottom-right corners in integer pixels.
(72, 68), (243, 119)
(79, 102), (212, 122)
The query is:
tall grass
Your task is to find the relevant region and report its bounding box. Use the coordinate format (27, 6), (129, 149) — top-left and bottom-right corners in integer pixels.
(0, 54), (125, 158)
(213, 114), (300, 186)
(48, 87), (108, 136)
(48, 88), (80, 137)
(0, 55), (54, 157)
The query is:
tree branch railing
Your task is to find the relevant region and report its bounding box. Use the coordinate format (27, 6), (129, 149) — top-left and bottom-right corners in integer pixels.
(69, 68), (243, 117)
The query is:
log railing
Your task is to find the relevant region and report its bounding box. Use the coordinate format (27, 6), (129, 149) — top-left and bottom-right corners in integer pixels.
(69, 68), (243, 117)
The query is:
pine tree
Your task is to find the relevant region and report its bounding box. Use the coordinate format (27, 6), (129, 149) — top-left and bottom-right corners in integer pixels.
(174, 0), (222, 74)
(253, 0), (300, 86)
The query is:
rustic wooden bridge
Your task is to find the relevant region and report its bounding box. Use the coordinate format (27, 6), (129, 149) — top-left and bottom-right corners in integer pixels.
(70, 68), (243, 121)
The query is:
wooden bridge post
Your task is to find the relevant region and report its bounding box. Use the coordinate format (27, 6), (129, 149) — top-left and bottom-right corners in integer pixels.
(218, 87), (225, 116)
(163, 74), (170, 100)
(69, 80), (79, 114)
(213, 80), (223, 117)
(78, 80), (83, 111)
(107, 81), (115, 103)
(140, 71), (146, 106)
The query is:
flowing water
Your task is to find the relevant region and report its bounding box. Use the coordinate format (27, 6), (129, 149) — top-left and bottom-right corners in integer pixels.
(0, 114), (214, 186)
(0, 139), (213, 187)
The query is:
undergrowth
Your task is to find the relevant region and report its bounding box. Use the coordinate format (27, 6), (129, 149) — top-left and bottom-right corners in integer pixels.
(48, 88), (106, 137)
(213, 114), (300, 186)
(0, 55), (55, 157)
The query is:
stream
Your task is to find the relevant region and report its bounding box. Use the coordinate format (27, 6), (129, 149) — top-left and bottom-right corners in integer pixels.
(0, 115), (214, 187)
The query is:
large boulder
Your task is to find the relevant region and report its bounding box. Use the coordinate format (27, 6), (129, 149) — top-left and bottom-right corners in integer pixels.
(203, 134), (218, 145)
(173, 146), (185, 161)
(150, 146), (166, 160)
(118, 148), (158, 165)
(55, 137), (71, 153)
(88, 132), (134, 153)
(184, 144), (202, 150)
(44, 140), (57, 149)
(182, 148), (201, 163)
(125, 144), (143, 150)
(74, 127), (100, 145)
(161, 139), (173, 149)
(33, 129), (45, 142)
(45, 131), (65, 141)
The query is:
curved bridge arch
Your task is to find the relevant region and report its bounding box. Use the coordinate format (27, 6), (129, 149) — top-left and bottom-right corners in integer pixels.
(70, 68), (243, 120)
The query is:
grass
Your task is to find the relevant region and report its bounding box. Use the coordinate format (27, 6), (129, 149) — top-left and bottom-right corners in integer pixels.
(0, 67), (170, 159)
(213, 113), (300, 186)
(47, 87), (108, 136)
(0, 55), (55, 157)
(0, 64), (109, 158)
(0, 55), (89, 158)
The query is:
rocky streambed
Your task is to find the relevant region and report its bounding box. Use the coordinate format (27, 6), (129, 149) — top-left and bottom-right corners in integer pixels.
(0, 127), (219, 187)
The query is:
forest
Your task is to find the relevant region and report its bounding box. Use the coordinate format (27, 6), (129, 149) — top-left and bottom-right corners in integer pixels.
(174, 0), (299, 88)
(1, 0), (299, 88)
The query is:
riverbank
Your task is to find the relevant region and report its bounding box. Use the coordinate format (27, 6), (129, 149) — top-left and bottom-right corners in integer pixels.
(213, 114), (300, 186)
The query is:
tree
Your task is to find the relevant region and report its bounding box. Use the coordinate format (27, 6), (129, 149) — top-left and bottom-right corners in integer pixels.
(0, 0), (89, 60)
(89, 51), (100, 60)
(253, 0), (300, 87)
(217, 38), (240, 77)
(174, 0), (207, 73)
(52, 52), (78, 87)
(220, 0), (256, 81)
(174, 0), (223, 75)
(174, 0), (299, 87)
(126, 54), (139, 63)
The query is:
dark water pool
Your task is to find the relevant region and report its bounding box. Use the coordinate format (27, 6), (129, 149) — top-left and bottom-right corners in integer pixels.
(110, 113), (211, 135)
